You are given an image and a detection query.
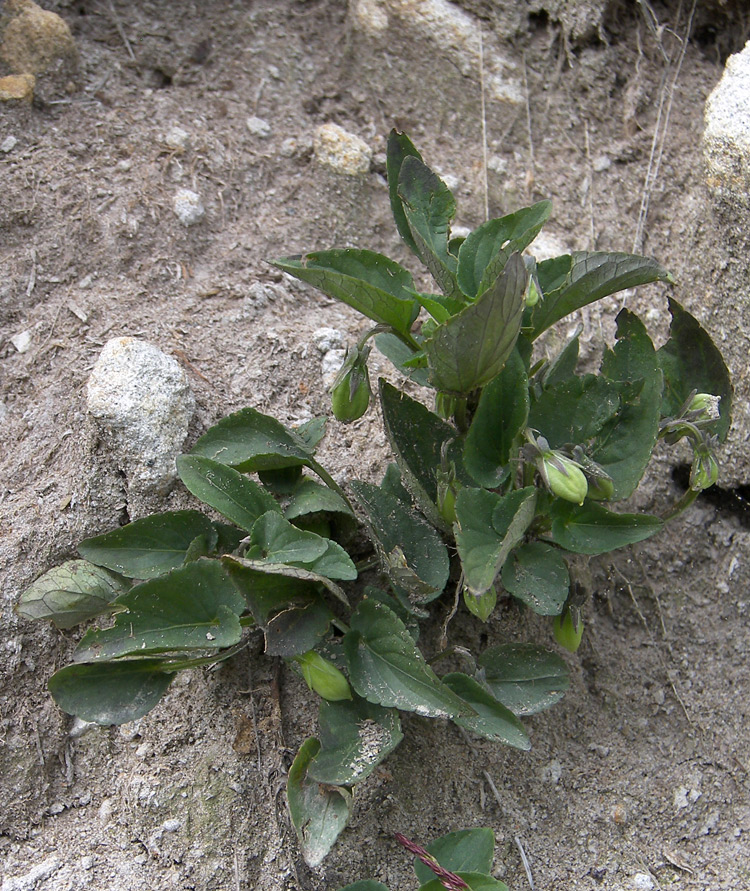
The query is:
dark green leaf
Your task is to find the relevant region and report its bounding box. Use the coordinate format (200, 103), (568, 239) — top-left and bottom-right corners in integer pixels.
(48, 660), (174, 725)
(463, 349), (528, 487)
(479, 643), (569, 716)
(419, 874), (508, 891)
(273, 250), (419, 338)
(458, 200), (552, 298)
(412, 827), (495, 885)
(591, 310), (662, 499)
(542, 325), (582, 388)
(657, 297), (732, 441)
(188, 407), (318, 474)
(265, 599), (332, 657)
(379, 380), (471, 531)
(500, 542), (569, 615)
(414, 291), (466, 323)
(284, 478), (355, 522)
(350, 479), (449, 604)
(528, 375), (621, 449)
(442, 674), (530, 749)
(387, 128), (424, 255)
(398, 156), (460, 298)
(296, 417), (328, 452)
(337, 883), (390, 891)
(287, 738), (353, 868)
(308, 697), (403, 785)
(74, 560), (245, 661)
(78, 511), (218, 579)
(343, 599), (472, 718)
(177, 455), (281, 532)
(529, 251), (674, 338)
(548, 500), (664, 555)
(455, 488), (537, 596)
(17, 560), (128, 629)
(423, 253), (527, 395)
(375, 332), (431, 386)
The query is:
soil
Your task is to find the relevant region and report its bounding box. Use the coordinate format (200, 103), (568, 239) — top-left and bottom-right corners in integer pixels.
(1, 1), (749, 890)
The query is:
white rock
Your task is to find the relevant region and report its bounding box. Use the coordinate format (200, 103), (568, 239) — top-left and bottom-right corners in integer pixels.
(351, 0), (389, 34)
(165, 125), (190, 150)
(173, 188), (205, 226)
(321, 348), (346, 387)
(1, 857), (60, 891)
(87, 337), (195, 498)
(631, 873), (654, 890)
(10, 331), (31, 353)
(1, 135), (18, 153)
(704, 40), (750, 205)
(246, 116), (271, 138)
(314, 123), (372, 175)
(312, 327), (345, 353)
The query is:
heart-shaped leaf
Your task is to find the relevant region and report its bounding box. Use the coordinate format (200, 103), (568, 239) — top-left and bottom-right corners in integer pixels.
(441, 674), (530, 750)
(412, 827), (496, 885)
(500, 542), (570, 615)
(479, 644), (569, 716)
(78, 511), (218, 579)
(17, 560), (129, 629)
(264, 599), (333, 657)
(528, 374), (621, 449)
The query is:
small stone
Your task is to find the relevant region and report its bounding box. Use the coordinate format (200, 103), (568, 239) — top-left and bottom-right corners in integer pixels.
(246, 115), (271, 138)
(0, 73), (34, 102)
(439, 172), (460, 193)
(69, 717), (97, 739)
(541, 760), (562, 783)
(81, 855), (94, 870)
(164, 125), (190, 150)
(312, 327), (345, 353)
(98, 799), (113, 822)
(78, 274), (93, 289)
(173, 188), (205, 226)
(631, 874), (654, 890)
(313, 123), (372, 175)
(162, 818), (181, 832)
(1, 135), (18, 152)
(593, 154), (611, 173)
(10, 330), (31, 353)
(47, 802), (65, 815)
(321, 348), (346, 387)
(86, 337), (195, 499)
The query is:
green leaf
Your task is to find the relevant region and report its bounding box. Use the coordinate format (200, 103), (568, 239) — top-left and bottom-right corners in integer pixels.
(222, 555), (349, 619)
(591, 310), (662, 499)
(78, 511), (218, 579)
(529, 250), (673, 338)
(442, 674), (530, 750)
(379, 380), (471, 531)
(463, 348), (528, 487)
(657, 297), (732, 441)
(542, 325), (582, 388)
(350, 479), (449, 604)
(308, 696), (403, 785)
(398, 155), (460, 299)
(419, 874), (508, 891)
(337, 883), (390, 891)
(423, 252), (527, 395)
(387, 128), (424, 256)
(414, 291), (466, 323)
(265, 599), (332, 657)
(455, 487), (537, 597)
(177, 455), (281, 532)
(528, 374), (621, 449)
(284, 478), (355, 522)
(188, 407), (320, 474)
(500, 542), (570, 615)
(374, 332), (431, 386)
(246, 512), (356, 581)
(458, 200), (552, 298)
(16, 560), (129, 629)
(548, 500), (664, 555)
(343, 599), (473, 718)
(296, 417), (328, 452)
(273, 250), (419, 338)
(412, 828), (496, 885)
(74, 560), (245, 661)
(48, 660), (174, 725)
(287, 737), (353, 868)
(479, 643), (569, 716)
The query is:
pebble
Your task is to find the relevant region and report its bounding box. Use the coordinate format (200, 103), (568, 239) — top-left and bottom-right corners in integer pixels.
(86, 337), (195, 498)
(321, 348), (346, 387)
(173, 188), (205, 226)
(631, 873), (654, 890)
(313, 122), (372, 175)
(1, 135), (18, 152)
(246, 115), (271, 138)
(10, 331), (31, 353)
(162, 818), (181, 832)
(0, 73), (34, 102)
(312, 327), (345, 353)
(165, 125), (190, 150)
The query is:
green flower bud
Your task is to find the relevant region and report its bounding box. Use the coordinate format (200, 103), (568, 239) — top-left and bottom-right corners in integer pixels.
(435, 392), (457, 420)
(690, 447), (719, 492)
(463, 585), (496, 623)
(553, 611), (584, 653)
(525, 275), (542, 307)
(687, 392), (721, 421)
(330, 346), (371, 422)
(540, 451), (588, 505)
(294, 651), (352, 701)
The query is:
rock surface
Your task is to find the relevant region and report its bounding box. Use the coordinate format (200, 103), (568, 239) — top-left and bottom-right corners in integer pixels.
(313, 122), (372, 175)
(86, 337), (195, 507)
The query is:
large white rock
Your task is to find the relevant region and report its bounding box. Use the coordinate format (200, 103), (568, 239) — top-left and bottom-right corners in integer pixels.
(87, 337), (194, 498)
(313, 123), (372, 175)
(704, 40), (750, 207)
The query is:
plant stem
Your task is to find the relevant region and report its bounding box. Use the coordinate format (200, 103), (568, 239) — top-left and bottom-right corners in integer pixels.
(453, 397), (469, 433)
(661, 487), (699, 521)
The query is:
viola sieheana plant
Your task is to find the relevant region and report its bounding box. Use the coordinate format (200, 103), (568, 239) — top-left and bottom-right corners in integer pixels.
(18, 130), (731, 870)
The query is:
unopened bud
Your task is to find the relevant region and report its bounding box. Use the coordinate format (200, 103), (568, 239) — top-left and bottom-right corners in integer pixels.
(525, 275), (542, 307)
(688, 392), (721, 421)
(435, 392), (457, 420)
(690, 448), (719, 492)
(540, 451), (588, 505)
(294, 651), (352, 701)
(330, 345), (371, 422)
(553, 611), (584, 653)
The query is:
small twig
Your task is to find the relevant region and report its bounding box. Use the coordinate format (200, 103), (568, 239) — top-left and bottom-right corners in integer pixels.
(26, 247), (37, 297)
(481, 769), (503, 810)
(514, 836), (535, 891)
(478, 26), (489, 222)
(105, 0), (140, 72)
(440, 574), (463, 649)
(584, 122), (595, 249)
(522, 54), (535, 193)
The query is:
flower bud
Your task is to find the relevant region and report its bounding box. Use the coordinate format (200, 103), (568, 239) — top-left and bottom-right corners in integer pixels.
(687, 392), (721, 421)
(435, 392), (457, 420)
(525, 275), (542, 307)
(330, 346), (370, 423)
(690, 448), (719, 492)
(294, 651), (352, 701)
(540, 451), (588, 505)
(553, 611), (584, 653)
